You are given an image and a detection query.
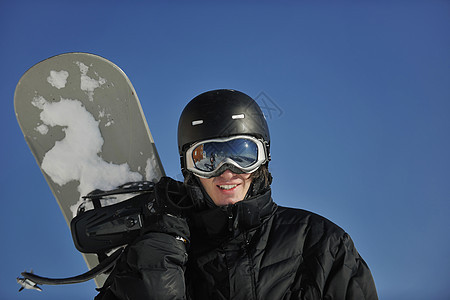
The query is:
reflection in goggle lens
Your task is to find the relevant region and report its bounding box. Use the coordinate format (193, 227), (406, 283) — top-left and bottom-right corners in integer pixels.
(192, 139), (258, 172)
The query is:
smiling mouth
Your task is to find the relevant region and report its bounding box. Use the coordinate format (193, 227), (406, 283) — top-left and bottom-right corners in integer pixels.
(218, 184), (238, 190)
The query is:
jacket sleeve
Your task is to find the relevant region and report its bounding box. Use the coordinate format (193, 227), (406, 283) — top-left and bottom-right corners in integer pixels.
(321, 233), (378, 300)
(95, 214), (189, 300)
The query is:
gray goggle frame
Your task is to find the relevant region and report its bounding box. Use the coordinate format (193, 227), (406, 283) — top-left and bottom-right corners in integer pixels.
(185, 135), (268, 178)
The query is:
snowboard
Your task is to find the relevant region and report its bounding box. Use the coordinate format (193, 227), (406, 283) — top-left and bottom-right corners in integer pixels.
(14, 52), (165, 286)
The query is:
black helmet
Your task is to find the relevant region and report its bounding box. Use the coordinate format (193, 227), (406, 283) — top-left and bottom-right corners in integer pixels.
(178, 89), (270, 173)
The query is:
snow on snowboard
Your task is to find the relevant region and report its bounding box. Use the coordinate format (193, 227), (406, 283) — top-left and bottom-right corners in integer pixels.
(14, 52), (165, 287)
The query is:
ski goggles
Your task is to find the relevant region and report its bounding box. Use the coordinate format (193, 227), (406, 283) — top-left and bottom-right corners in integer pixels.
(185, 135), (268, 178)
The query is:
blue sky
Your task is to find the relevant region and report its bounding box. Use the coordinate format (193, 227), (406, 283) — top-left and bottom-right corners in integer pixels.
(1, 1), (449, 299)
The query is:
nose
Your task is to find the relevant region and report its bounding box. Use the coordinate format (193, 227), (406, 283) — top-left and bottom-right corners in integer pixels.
(219, 169), (235, 179)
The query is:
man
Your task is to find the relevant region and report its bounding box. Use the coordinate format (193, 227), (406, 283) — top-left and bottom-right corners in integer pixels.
(96, 89), (378, 299)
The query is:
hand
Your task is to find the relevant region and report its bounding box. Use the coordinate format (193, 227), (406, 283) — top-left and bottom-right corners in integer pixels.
(141, 177), (192, 244)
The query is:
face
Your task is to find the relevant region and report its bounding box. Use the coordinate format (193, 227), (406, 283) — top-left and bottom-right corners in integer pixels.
(198, 170), (252, 206)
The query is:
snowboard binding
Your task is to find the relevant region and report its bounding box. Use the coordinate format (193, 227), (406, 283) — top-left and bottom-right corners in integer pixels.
(71, 181), (157, 254)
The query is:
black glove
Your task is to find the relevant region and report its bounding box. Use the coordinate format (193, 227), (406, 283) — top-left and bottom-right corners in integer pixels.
(140, 177), (192, 244)
(96, 177), (192, 300)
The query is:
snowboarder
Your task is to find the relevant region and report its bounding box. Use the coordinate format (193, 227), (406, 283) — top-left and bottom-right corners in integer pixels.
(95, 89), (378, 299)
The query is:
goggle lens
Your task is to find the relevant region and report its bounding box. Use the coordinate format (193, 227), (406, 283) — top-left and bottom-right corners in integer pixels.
(192, 138), (258, 172)
(185, 136), (267, 178)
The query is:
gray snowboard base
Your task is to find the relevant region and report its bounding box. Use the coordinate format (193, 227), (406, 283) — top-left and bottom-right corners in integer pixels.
(14, 52), (165, 286)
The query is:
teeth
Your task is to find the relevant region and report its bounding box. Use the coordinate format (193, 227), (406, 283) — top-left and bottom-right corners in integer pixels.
(218, 184), (237, 190)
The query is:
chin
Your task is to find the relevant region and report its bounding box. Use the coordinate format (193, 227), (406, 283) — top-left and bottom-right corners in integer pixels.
(218, 196), (243, 206)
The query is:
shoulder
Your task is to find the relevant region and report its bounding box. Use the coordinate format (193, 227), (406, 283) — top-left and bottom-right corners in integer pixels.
(273, 205), (344, 234)
(270, 205), (347, 255)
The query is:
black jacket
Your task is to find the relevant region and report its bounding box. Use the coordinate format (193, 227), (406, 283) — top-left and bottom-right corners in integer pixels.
(96, 185), (378, 299)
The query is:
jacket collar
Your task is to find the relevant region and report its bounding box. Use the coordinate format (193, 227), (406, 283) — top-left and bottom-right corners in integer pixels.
(189, 189), (276, 239)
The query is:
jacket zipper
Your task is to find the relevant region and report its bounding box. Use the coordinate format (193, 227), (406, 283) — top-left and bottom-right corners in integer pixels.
(227, 205), (234, 232)
(244, 231), (257, 300)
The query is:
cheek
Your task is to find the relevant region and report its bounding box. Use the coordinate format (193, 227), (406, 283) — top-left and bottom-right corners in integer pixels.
(242, 175), (253, 190)
(199, 177), (213, 191)
(199, 177), (210, 182)
(243, 174), (252, 184)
